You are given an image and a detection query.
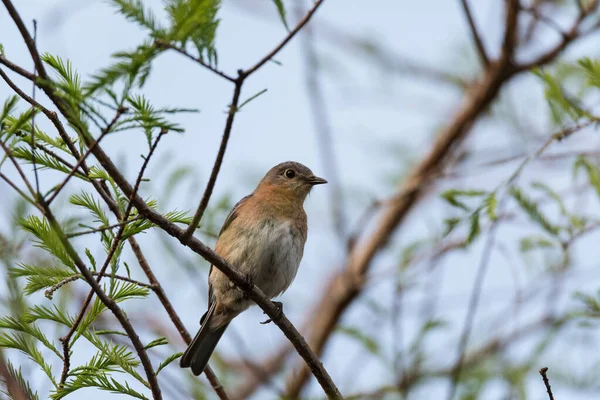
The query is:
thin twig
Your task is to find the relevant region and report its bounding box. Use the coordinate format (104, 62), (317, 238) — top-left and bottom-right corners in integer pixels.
(45, 272), (156, 300)
(539, 367), (555, 400)
(0, 138), (35, 197)
(154, 40), (236, 83)
(0, 56), (35, 81)
(182, 80), (243, 240)
(242, 0), (326, 77)
(42, 206), (162, 399)
(66, 216), (143, 238)
(0, 172), (39, 210)
(30, 19), (39, 196)
(446, 199), (504, 400)
(58, 130), (166, 388)
(459, 0), (489, 66)
(125, 237), (230, 400)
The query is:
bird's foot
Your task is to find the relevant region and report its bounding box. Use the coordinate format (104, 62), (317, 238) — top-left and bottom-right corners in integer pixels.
(242, 274), (254, 299)
(260, 301), (283, 324)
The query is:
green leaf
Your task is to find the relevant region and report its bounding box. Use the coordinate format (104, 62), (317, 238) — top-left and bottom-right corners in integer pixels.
(483, 192), (497, 221)
(0, 315), (62, 359)
(0, 360), (40, 400)
(70, 191), (110, 227)
(509, 186), (560, 236)
(578, 57), (600, 88)
(237, 88), (268, 111)
(440, 189), (486, 211)
(336, 326), (379, 356)
(156, 352), (182, 375)
(466, 212), (481, 244)
(0, 333), (57, 386)
(574, 156), (600, 198)
(17, 216), (77, 270)
(144, 337), (168, 350)
(271, 0), (290, 31)
(519, 236), (556, 252)
(533, 68), (586, 124)
(165, 0), (221, 62)
(9, 263), (76, 295)
(443, 217), (461, 236)
(111, 0), (163, 33)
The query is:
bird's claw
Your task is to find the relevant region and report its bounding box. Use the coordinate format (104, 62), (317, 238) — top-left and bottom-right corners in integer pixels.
(260, 301), (283, 324)
(242, 274), (254, 299)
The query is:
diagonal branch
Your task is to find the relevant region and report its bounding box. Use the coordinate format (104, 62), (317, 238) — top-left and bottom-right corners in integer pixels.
(459, 0), (489, 66)
(242, 0), (326, 77)
(182, 79), (243, 240)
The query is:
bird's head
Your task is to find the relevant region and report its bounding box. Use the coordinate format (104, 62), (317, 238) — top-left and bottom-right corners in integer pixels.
(257, 161), (327, 202)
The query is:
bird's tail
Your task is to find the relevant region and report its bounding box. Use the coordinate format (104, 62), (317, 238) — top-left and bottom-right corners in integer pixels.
(180, 303), (229, 376)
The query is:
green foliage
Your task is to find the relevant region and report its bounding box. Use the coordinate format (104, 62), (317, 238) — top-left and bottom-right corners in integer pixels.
(440, 189), (486, 211)
(534, 68), (588, 124)
(165, 0), (221, 63)
(574, 155), (600, 198)
(0, 332), (57, 386)
(85, 42), (159, 95)
(336, 325), (380, 356)
(111, 0), (163, 33)
(8, 263), (75, 295)
(156, 352), (182, 375)
(270, 0), (290, 31)
(578, 57), (600, 88)
(466, 211), (481, 245)
(509, 186), (560, 236)
(519, 235), (556, 252)
(0, 360), (40, 400)
(18, 216), (77, 270)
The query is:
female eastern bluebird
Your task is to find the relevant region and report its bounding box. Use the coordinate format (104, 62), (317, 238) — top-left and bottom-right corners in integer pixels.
(180, 161), (327, 375)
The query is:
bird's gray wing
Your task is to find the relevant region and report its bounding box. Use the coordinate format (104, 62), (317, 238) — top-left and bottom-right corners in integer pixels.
(206, 194), (254, 307)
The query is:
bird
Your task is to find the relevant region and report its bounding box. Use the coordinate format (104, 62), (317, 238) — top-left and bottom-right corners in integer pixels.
(180, 161), (327, 376)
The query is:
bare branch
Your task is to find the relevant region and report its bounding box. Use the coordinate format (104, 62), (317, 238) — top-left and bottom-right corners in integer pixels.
(183, 80), (243, 240)
(459, 0), (489, 66)
(242, 0), (325, 77)
(539, 367), (555, 400)
(154, 40), (236, 83)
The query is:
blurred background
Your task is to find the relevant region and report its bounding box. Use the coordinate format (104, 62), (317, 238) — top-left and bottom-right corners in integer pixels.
(2, 0), (600, 399)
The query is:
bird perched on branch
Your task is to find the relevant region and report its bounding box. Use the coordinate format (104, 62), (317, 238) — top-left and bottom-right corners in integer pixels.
(180, 161), (327, 375)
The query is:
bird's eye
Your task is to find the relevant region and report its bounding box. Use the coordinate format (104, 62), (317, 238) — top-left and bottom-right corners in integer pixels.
(285, 169), (296, 179)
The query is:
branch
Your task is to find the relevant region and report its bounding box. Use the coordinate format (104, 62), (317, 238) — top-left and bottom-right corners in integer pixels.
(459, 0), (489, 66)
(0, 137), (36, 197)
(539, 367), (555, 400)
(65, 216), (143, 238)
(126, 237), (230, 399)
(514, 0), (599, 72)
(45, 272), (157, 300)
(154, 40), (236, 83)
(0, 56), (35, 81)
(0, 0), (48, 80)
(58, 129), (166, 388)
(182, 80), (243, 240)
(243, 0), (325, 77)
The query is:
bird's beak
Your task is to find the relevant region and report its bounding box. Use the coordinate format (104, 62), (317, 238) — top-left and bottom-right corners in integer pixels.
(306, 175), (328, 185)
